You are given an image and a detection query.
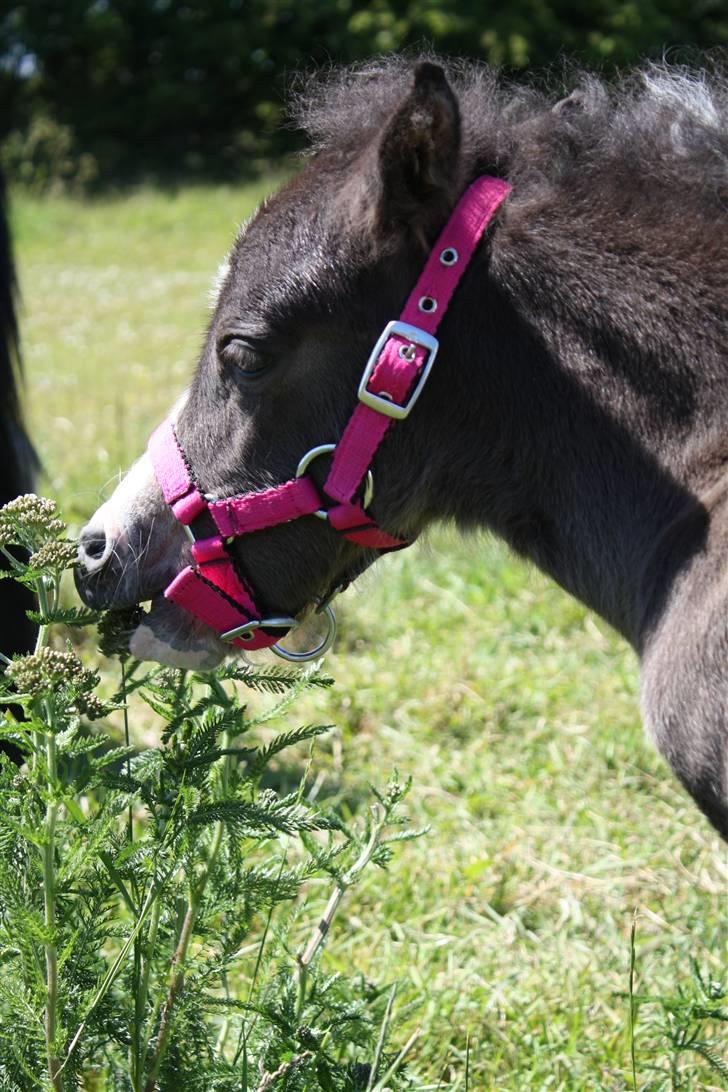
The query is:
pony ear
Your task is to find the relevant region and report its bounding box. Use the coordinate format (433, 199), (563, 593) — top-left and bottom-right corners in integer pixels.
(376, 62), (461, 239)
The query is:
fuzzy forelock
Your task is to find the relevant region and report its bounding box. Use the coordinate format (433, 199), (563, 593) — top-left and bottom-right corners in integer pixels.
(290, 55), (728, 199)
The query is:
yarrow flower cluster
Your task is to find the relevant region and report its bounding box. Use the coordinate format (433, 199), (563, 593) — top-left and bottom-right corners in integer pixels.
(29, 540), (79, 574)
(153, 667), (185, 692)
(7, 647), (98, 698)
(73, 692), (110, 721)
(0, 494), (65, 551)
(0, 495), (113, 720)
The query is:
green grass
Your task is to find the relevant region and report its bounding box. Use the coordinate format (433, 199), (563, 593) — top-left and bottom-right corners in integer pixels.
(11, 182), (727, 1090)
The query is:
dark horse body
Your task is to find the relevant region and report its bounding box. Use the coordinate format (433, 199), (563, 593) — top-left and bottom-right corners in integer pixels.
(0, 174), (34, 656)
(76, 58), (728, 838)
(0, 170), (36, 762)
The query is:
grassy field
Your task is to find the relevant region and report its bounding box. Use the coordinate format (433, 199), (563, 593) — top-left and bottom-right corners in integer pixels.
(11, 184), (727, 1090)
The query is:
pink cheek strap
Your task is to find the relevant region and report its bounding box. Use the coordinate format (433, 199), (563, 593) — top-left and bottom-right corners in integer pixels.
(149, 419), (286, 650)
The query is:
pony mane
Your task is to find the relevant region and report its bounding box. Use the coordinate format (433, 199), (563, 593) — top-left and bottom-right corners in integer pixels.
(291, 55), (728, 205)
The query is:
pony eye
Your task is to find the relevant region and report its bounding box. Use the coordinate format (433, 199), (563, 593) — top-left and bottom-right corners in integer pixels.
(219, 336), (270, 376)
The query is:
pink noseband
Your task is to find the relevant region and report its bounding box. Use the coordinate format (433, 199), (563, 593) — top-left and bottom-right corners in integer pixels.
(148, 176), (511, 660)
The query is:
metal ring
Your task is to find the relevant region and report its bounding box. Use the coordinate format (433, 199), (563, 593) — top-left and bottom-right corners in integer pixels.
(295, 443), (374, 513)
(295, 444), (336, 519)
(272, 603), (337, 662)
(418, 295), (438, 313)
(295, 442), (336, 477)
(439, 247), (459, 266)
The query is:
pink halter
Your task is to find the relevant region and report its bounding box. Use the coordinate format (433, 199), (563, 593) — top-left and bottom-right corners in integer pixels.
(148, 176), (511, 660)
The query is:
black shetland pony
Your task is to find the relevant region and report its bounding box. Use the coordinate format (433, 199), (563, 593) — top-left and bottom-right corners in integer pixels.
(76, 58), (728, 839)
(0, 170), (35, 762)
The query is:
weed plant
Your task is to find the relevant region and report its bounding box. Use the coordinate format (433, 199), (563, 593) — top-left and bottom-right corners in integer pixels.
(0, 495), (423, 1091)
(629, 915), (728, 1090)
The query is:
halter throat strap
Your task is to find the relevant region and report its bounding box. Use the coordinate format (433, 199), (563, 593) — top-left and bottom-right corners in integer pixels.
(148, 175), (511, 654)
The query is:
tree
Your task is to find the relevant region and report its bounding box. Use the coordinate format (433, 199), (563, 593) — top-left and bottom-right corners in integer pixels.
(2, 0), (727, 185)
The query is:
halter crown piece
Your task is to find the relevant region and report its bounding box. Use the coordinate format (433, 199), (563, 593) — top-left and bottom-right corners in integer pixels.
(148, 176), (511, 661)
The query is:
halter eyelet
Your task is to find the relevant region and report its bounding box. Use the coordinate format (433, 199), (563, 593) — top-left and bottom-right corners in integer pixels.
(418, 296), (438, 314)
(439, 247), (459, 266)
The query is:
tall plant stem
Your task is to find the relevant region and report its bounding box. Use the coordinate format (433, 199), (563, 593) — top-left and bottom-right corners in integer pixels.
(143, 817), (226, 1091)
(121, 656), (146, 1091)
(132, 873), (162, 1091)
(215, 970), (234, 1056)
(143, 716), (232, 1090)
(629, 910), (639, 1091)
(121, 659), (134, 845)
(295, 805), (385, 1022)
(34, 574), (52, 654)
(35, 576), (63, 1090)
(43, 723), (62, 1090)
(58, 877), (167, 1079)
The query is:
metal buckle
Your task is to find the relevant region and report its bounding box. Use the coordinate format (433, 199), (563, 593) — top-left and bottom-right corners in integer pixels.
(272, 603), (337, 663)
(221, 616), (295, 643)
(357, 320), (439, 420)
(296, 443), (374, 518)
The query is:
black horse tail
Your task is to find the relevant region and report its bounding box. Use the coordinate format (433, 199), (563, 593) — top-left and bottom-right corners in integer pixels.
(0, 168), (37, 763)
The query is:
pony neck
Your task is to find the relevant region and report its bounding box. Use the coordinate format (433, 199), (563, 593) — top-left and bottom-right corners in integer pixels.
(429, 219), (716, 649)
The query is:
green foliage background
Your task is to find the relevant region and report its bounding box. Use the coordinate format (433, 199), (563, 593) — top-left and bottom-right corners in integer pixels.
(2, 0), (728, 186)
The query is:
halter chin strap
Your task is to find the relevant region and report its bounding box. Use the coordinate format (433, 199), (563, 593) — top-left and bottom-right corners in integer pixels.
(148, 175), (511, 656)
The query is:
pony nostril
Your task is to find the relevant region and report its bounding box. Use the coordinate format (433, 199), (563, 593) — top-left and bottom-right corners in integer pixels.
(78, 525), (113, 573)
(81, 529), (107, 561)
